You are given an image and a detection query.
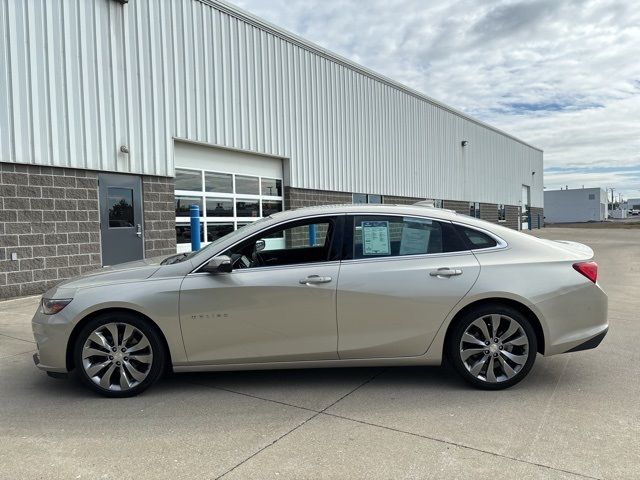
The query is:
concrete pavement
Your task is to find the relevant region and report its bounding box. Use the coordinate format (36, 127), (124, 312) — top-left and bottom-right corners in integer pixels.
(0, 227), (638, 479)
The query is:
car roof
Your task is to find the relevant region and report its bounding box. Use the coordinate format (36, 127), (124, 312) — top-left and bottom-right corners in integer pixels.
(269, 203), (462, 222)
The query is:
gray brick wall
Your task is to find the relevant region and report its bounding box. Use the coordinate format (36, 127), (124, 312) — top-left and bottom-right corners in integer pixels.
(505, 205), (521, 230)
(382, 195), (425, 205)
(442, 200), (470, 214)
(142, 176), (176, 258)
(529, 207), (544, 229)
(284, 187), (352, 209)
(480, 203), (499, 223)
(0, 163), (101, 299)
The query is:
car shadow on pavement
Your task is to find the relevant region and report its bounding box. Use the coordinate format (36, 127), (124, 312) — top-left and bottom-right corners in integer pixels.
(23, 357), (564, 403)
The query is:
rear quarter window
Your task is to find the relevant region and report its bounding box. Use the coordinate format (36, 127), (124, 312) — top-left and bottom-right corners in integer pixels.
(456, 226), (498, 250)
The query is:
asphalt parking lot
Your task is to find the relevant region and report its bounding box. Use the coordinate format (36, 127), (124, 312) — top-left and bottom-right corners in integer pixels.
(0, 227), (638, 479)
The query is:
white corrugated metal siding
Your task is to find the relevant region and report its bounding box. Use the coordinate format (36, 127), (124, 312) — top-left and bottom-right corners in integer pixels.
(0, 0), (543, 207)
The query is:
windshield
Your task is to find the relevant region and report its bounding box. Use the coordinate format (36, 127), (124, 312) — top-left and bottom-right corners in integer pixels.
(163, 216), (273, 264)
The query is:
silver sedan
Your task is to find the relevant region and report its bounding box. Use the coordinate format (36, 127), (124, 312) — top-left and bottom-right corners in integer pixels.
(32, 204), (608, 397)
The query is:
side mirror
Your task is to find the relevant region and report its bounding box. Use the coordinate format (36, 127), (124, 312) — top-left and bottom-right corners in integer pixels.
(201, 255), (233, 274)
(255, 239), (266, 252)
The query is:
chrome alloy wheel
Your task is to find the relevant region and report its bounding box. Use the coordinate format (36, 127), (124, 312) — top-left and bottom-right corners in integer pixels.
(459, 314), (529, 383)
(81, 322), (154, 391)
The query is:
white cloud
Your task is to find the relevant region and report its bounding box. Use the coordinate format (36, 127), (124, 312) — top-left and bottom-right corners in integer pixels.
(234, 0), (640, 195)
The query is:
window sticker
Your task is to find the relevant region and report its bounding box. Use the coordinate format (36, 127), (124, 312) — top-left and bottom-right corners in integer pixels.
(400, 221), (432, 255)
(362, 221), (390, 255)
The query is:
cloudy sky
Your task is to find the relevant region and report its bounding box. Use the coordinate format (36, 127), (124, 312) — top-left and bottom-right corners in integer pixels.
(234, 0), (640, 199)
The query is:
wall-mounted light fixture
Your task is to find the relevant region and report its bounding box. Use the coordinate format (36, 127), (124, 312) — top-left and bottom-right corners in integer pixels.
(461, 140), (468, 147)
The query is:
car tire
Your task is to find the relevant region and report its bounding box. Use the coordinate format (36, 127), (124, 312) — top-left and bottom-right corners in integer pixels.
(73, 312), (165, 398)
(447, 304), (537, 390)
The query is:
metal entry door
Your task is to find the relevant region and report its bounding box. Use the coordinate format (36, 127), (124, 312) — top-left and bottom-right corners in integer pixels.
(98, 173), (144, 266)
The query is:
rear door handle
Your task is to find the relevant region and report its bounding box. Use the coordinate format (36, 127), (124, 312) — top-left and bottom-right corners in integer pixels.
(429, 268), (463, 277)
(299, 275), (333, 285)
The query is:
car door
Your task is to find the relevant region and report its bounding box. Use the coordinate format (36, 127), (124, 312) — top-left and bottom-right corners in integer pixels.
(179, 215), (343, 364)
(337, 214), (480, 359)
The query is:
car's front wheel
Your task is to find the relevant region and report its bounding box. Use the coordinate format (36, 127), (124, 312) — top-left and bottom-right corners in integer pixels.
(73, 312), (165, 397)
(448, 305), (537, 390)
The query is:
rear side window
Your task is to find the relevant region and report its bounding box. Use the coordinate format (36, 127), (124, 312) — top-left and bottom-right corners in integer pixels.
(456, 225), (498, 250)
(349, 216), (467, 260)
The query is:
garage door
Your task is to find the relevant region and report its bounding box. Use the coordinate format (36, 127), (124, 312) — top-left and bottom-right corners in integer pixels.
(174, 141), (284, 253)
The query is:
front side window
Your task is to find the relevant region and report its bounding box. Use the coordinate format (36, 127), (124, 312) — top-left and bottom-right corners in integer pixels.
(222, 217), (338, 269)
(350, 215), (467, 260)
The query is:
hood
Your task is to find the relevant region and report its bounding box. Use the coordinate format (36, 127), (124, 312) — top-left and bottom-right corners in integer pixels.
(53, 256), (166, 291)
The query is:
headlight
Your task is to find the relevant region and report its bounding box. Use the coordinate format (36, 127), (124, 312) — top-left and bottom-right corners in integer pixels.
(41, 298), (73, 315)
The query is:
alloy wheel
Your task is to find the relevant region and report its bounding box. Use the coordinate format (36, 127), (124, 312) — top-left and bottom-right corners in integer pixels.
(459, 314), (529, 383)
(81, 322), (154, 391)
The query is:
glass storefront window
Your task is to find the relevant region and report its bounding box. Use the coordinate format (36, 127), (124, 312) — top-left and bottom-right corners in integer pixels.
(175, 169), (202, 191)
(236, 199), (260, 217)
(174, 167), (283, 251)
(176, 222), (204, 244)
(175, 196), (203, 216)
(235, 175), (259, 195)
(262, 200), (283, 216)
(206, 198), (233, 217)
(205, 172), (233, 193)
(206, 223), (234, 242)
(261, 178), (282, 196)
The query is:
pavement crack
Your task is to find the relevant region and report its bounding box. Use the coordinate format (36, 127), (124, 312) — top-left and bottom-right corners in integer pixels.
(0, 332), (36, 344)
(321, 412), (601, 480)
(210, 369), (387, 479)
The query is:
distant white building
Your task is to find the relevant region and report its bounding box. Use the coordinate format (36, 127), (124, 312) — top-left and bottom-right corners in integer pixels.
(544, 188), (608, 223)
(625, 198), (640, 211)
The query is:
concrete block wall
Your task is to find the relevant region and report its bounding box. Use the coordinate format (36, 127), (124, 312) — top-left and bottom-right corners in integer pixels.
(142, 176), (177, 258)
(529, 207), (545, 229)
(284, 187), (352, 209)
(442, 200), (470, 215)
(0, 163), (177, 299)
(284, 189), (536, 231)
(0, 163), (102, 299)
(382, 195), (425, 205)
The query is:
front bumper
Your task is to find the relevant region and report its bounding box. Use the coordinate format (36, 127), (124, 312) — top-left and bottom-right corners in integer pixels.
(31, 308), (72, 374)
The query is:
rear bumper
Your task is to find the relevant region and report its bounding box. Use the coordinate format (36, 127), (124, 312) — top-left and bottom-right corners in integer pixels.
(565, 327), (608, 353)
(536, 281), (608, 356)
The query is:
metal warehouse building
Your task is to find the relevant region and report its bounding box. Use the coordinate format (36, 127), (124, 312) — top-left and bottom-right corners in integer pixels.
(544, 188), (608, 223)
(0, 0), (543, 298)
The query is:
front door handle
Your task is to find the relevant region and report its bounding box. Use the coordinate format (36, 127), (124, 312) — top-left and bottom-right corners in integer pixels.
(136, 224), (142, 238)
(429, 267), (463, 278)
(299, 275), (333, 285)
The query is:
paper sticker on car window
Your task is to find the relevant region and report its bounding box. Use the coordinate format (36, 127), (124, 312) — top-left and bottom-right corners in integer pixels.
(399, 222), (431, 255)
(362, 221), (390, 255)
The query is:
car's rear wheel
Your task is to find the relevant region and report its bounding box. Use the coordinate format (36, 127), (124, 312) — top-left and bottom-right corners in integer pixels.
(448, 305), (537, 390)
(73, 312), (165, 397)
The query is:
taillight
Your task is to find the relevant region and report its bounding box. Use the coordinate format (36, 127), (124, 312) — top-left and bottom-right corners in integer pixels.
(573, 261), (598, 283)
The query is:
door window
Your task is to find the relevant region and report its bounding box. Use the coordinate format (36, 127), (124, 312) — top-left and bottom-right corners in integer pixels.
(107, 187), (134, 228)
(349, 215), (467, 260)
(222, 217), (338, 269)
